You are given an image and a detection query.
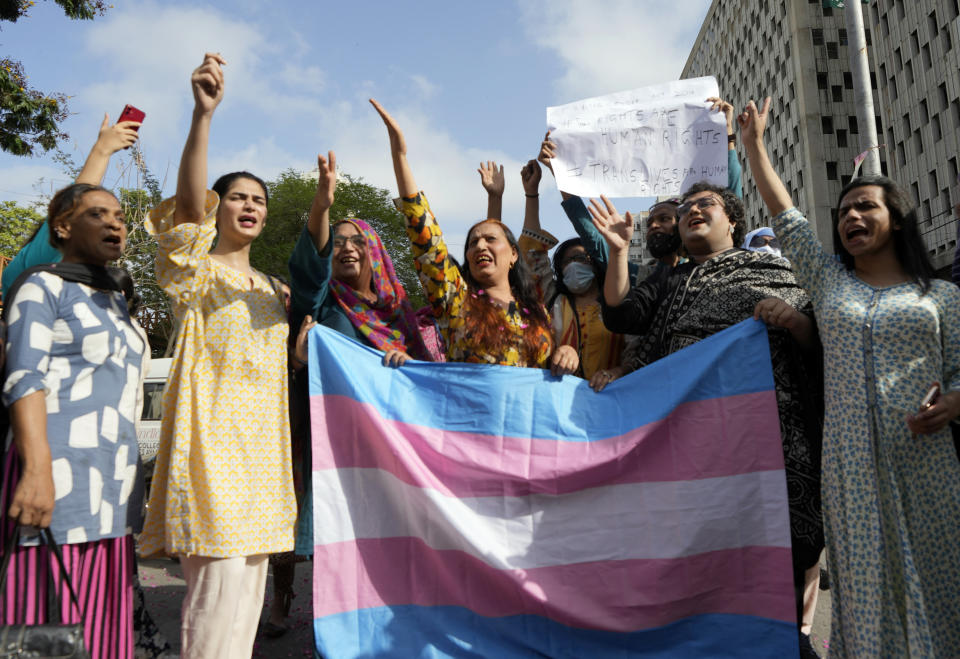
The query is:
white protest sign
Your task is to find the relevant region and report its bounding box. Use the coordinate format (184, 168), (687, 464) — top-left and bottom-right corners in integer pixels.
(546, 77), (727, 198)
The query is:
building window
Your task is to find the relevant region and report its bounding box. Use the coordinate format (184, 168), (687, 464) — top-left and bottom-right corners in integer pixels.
(817, 73), (828, 90)
(827, 162), (838, 180)
(897, 2), (905, 19)
(945, 30), (953, 52)
(832, 85), (843, 102)
(905, 60), (914, 86)
(823, 6), (833, 17)
(929, 170), (939, 196)
(890, 76), (898, 100)
(827, 42), (839, 59)
(812, 28), (824, 46)
(911, 182), (920, 206)
(922, 44), (932, 69)
(949, 157), (959, 183)
(894, 47), (902, 71)
(881, 13), (889, 36)
(928, 10), (938, 39)
(839, 28), (848, 45)
(845, 71), (855, 89)
(897, 142), (906, 167)
(910, 30), (920, 55)
(933, 115), (942, 141)
(822, 117), (834, 134)
(865, 28), (872, 46)
(849, 116), (859, 134)
(922, 200), (931, 224)
(920, 99), (929, 124)
(953, 99), (960, 127)
(939, 83), (949, 110)
(913, 129), (923, 156)
(837, 129), (848, 147)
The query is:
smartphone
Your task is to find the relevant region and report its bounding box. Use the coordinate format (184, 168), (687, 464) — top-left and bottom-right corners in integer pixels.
(918, 383), (940, 413)
(117, 104), (145, 130)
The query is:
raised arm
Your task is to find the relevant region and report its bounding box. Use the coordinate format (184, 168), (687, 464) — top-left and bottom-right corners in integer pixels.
(478, 161), (504, 221)
(586, 196), (634, 306)
(306, 151), (336, 252)
(370, 99), (417, 198)
(520, 159), (541, 234)
(174, 52), (226, 226)
(75, 113), (141, 185)
(707, 96), (743, 199)
(738, 97), (793, 216)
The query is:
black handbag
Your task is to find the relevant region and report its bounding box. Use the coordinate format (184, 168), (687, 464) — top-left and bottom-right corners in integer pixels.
(0, 526), (89, 658)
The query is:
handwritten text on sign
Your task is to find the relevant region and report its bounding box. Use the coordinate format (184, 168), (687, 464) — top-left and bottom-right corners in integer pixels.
(546, 77), (727, 198)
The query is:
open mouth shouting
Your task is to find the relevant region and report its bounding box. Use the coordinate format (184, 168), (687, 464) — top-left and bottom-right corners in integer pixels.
(473, 253), (494, 269)
(238, 214), (258, 229)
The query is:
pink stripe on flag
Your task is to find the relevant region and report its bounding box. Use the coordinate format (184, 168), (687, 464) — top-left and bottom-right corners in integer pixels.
(312, 537), (796, 630)
(311, 391), (783, 497)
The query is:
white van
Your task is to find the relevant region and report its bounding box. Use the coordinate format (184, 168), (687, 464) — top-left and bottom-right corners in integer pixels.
(138, 357), (170, 463)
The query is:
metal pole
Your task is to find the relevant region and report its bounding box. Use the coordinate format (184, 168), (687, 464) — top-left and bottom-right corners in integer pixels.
(845, 0), (881, 176)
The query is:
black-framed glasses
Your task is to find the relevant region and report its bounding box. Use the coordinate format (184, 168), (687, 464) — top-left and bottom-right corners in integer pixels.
(749, 234), (781, 249)
(333, 235), (366, 250)
(677, 196), (723, 218)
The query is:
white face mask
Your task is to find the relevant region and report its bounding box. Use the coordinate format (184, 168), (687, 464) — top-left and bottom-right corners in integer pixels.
(752, 245), (783, 258)
(562, 262), (596, 294)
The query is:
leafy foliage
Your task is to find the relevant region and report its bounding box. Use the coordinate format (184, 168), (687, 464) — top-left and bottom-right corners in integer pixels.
(0, 0), (109, 155)
(0, 199), (44, 256)
(252, 170), (426, 308)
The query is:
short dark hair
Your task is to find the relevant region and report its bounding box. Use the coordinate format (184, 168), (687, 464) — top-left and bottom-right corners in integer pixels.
(47, 183), (115, 248)
(833, 175), (934, 292)
(680, 181), (745, 247)
(212, 171), (269, 205)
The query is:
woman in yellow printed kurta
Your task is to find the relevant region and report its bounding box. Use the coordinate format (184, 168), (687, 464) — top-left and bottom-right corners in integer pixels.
(372, 99), (578, 373)
(138, 52), (296, 659)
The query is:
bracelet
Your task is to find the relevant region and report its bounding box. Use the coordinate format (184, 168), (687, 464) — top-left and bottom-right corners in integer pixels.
(727, 134), (736, 143)
(525, 193), (539, 198)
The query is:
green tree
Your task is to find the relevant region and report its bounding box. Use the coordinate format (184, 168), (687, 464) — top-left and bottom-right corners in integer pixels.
(253, 169), (426, 308)
(0, 199), (44, 256)
(0, 0), (109, 156)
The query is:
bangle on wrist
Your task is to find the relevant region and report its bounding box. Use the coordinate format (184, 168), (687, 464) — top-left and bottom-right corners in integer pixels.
(727, 133), (736, 143)
(525, 193), (539, 198)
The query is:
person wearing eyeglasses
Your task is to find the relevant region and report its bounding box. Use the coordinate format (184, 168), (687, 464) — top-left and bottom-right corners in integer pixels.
(588, 182), (824, 648)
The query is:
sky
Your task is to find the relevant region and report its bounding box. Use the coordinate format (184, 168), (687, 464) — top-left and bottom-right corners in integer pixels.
(0, 0), (711, 252)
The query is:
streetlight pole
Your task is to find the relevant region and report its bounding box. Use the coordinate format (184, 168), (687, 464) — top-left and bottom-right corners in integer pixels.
(844, 0), (881, 176)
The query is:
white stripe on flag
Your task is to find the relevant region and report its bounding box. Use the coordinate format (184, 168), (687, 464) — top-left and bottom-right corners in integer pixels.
(313, 468), (790, 569)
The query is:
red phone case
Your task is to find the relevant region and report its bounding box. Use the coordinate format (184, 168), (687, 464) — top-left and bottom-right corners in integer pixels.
(118, 104), (145, 128)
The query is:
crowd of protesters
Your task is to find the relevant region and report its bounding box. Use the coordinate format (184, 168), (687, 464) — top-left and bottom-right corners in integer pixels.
(1, 51), (959, 659)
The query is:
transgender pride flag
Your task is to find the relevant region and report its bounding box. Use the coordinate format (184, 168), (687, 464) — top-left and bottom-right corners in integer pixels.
(307, 319), (797, 658)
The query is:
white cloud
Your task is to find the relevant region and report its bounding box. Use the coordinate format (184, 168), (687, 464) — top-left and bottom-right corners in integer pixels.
(0, 163), (73, 208)
(409, 74), (438, 100)
(519, 0), (711, 102)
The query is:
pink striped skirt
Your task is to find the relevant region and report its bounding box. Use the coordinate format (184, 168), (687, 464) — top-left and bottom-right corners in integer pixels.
(1, 450), (135, 659)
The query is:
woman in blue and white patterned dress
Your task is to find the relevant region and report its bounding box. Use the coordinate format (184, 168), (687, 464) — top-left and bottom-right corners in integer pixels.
(1, 183), (146, 658)
(741, 98), (960, 657)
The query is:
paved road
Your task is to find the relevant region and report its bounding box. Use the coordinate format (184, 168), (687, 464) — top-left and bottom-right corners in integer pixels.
(139, 559), (832, 657)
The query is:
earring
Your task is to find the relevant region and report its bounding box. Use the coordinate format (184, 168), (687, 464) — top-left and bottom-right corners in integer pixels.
(728, 226), (733, 234)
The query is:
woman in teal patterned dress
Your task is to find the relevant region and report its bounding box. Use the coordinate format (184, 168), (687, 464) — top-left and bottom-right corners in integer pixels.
(741, 98), (960, 657)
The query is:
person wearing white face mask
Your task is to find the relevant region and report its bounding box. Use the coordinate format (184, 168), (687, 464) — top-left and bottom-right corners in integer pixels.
(743, 227), (785, 259)
(492, 159), (628, 392)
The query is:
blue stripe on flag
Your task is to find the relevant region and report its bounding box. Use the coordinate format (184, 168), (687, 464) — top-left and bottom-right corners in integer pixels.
(307, 318), (774, 441)
(314, 606), (798, 658)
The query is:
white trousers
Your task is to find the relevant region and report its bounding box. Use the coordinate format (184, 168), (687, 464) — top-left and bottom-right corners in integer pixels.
(180, 554), (269, 659)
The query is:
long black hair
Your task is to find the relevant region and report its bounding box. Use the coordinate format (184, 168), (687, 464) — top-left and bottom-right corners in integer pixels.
(832, 175), (934, 292)
(680, 181), (746, 247)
